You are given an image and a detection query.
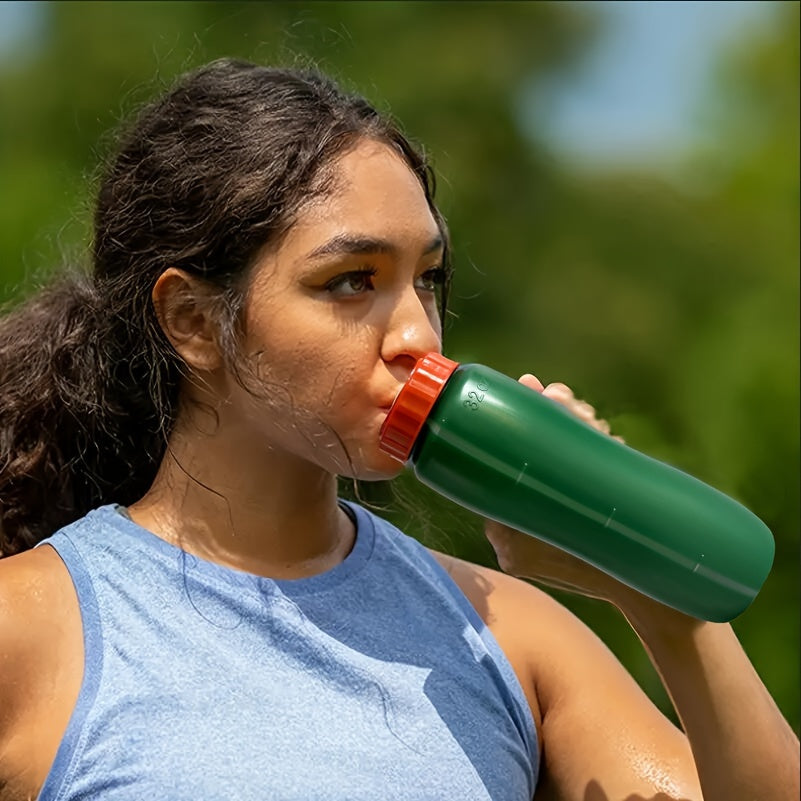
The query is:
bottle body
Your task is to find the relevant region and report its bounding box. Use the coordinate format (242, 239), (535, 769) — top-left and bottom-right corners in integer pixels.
(406, 362), (775, 622)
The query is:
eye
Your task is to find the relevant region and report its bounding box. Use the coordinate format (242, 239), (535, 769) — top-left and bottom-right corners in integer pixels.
(415, 267), (448, 293)
(325, 267), (378, 297)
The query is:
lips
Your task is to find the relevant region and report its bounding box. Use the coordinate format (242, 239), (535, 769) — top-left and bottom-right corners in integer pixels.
(380, 388), (404, 412)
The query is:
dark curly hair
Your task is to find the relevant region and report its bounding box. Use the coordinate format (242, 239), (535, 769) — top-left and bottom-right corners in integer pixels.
(0, 58), (450, 556)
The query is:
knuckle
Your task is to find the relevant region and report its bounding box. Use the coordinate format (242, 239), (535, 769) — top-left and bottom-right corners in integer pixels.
(545, 382), (572, 396)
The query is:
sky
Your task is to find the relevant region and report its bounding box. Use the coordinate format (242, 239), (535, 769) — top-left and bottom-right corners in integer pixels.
(524, 0), (777, 165)
(0, 0), (43, 54)
(0, 0), (780, 166)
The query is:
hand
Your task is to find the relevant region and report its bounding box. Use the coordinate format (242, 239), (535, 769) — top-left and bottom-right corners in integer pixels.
(517, 375), (623, 443)
(484, 375), (634, 606)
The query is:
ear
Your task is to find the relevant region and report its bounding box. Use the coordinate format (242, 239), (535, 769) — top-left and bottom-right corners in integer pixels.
(151, 268), (224, 371)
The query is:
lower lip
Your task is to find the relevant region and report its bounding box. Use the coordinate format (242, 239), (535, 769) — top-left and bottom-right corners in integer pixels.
(378, 409), (392, 435)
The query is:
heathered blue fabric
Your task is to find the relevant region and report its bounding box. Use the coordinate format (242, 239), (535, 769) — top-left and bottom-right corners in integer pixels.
(36, 503), (538, 801)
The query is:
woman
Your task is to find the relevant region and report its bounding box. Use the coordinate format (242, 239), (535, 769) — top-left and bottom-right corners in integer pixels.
(0, 59), (797, 801)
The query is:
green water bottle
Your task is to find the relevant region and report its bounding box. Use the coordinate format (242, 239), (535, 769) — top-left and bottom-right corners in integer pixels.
(378, 352), (775, 622)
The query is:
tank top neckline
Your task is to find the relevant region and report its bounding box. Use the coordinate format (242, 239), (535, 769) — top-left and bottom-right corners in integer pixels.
(87, 501), (376, 598)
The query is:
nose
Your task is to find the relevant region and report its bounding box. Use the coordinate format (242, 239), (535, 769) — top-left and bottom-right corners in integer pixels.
(381, 286), (442, 374)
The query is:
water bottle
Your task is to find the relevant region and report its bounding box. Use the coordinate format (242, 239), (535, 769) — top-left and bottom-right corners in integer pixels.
(378, 352), (775, 622)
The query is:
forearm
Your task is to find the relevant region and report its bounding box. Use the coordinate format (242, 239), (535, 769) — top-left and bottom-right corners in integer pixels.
(622, 598), (800, 801)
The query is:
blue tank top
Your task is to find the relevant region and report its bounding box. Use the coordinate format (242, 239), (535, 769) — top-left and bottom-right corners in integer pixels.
(37, 503), (538, 800)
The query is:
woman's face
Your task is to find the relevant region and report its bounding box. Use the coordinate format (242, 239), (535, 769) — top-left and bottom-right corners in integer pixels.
(226, 138), (445, 480)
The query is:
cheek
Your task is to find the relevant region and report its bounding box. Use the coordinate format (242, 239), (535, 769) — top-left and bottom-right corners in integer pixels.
(238, 300), (381, 426)
(288, 345), (370, 404)
(235, 344), (399, 479)
(244, 338), (373, 431)
(244, 296), (376, 371)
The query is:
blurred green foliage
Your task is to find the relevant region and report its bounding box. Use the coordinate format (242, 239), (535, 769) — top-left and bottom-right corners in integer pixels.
(1, 1), (797, 732)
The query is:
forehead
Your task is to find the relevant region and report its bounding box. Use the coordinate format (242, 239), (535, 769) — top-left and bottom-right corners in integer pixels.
(285, 139), (441, 252)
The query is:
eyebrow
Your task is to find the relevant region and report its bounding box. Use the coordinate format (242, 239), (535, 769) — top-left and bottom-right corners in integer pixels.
(306, 233), (444, 261)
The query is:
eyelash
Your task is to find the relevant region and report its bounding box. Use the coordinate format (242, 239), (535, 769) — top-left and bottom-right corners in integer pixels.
(324, 267), (378, 296)
(324, 266), (447, 297)
(416, 266), (448, 292)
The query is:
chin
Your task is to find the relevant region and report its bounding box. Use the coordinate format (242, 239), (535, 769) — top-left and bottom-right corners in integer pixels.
(320, 431), (406, 482)
(336, 451), (407, 483)
(364, 463), (407, 482)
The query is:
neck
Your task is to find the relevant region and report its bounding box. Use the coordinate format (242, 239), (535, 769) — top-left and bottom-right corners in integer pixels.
(127, 419), (355, 580)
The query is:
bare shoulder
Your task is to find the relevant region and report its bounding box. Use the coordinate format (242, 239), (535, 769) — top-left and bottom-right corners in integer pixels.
(428, 550), (653, 725)
(0, 545), (77, 678)
(428, 550), (579, 747)
(0, 543), (77, 626)
(0, 546), (83, 800)
(430, 551), (700, 800)
(428, 549), (605, 692)
(431, 549), (553, 636)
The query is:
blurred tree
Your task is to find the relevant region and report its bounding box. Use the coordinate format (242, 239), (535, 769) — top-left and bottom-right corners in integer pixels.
(0, 0), (797, 731)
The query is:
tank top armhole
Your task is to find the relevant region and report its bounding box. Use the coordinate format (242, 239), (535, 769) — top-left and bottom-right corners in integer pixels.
(394, 539), (540, 780)
(35, 533), (104, 801)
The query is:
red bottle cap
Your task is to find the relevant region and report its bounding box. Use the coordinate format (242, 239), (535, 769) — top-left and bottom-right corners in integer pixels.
(379, 352), (460, 462)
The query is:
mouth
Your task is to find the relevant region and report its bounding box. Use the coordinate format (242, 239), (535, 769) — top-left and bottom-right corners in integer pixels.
(381, 388), (404, 412)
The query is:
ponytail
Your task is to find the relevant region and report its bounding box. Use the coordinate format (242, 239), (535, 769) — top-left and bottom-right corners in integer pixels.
(0, 273), (171, 555)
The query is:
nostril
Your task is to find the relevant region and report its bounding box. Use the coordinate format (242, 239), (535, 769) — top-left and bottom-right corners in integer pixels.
(384, 354), (419, 383)
(381, 291), (442, 366)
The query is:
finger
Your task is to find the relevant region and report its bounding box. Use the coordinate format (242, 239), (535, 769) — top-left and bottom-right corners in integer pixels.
(518, 373), (545, 393)
(543, 382), (574, 400)
(574, 399), (597, 419)
(543, 383), (618, 437)
(572, 402), (611, 435)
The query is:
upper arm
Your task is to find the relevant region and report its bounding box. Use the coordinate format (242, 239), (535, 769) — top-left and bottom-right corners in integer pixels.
(0, 547), (83, 799)
(0, 551), (42, 742)
(521, 586), (701, 800)
(435, 553), (703, 801)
